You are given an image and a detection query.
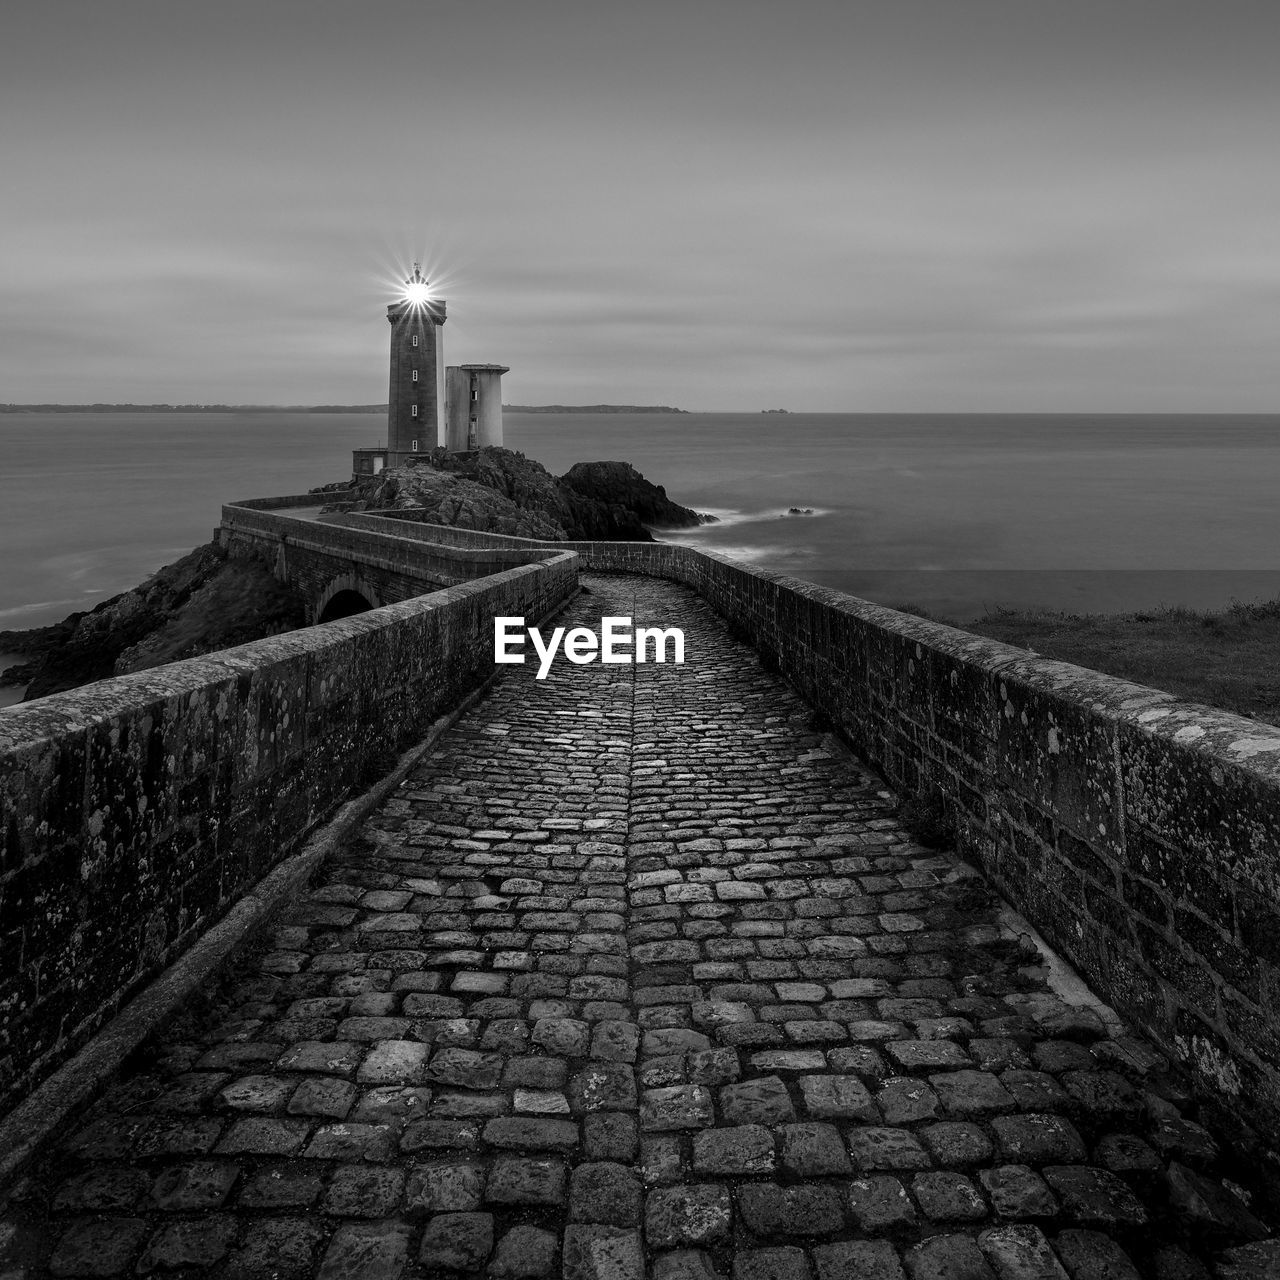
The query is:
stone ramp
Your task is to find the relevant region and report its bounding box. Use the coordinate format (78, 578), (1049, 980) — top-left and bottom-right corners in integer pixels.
(1, 574), (1274, 1278)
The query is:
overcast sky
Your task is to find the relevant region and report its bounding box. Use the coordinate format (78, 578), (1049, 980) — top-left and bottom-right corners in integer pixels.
(4, 0), (1279, 411)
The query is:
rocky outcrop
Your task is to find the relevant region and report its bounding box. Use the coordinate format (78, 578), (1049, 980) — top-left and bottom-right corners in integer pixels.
(345, 463), (566, 540)
(1, 544), (306, 701)
(559, 460), (712, 532)
(334, 448), (710, 543)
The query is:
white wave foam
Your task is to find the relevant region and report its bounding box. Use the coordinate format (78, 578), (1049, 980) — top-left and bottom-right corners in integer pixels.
(673, 505), (833, 533)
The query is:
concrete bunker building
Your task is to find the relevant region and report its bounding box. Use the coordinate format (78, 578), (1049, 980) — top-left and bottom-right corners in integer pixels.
(352, 264), (508, 480)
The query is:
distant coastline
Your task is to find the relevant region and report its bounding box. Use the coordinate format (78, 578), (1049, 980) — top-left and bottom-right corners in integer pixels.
(503, 404), (688, 414)
(0, 402), (690, 415)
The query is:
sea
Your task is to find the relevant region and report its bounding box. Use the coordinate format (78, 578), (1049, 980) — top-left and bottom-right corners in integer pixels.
(3, 410), (1280, 707)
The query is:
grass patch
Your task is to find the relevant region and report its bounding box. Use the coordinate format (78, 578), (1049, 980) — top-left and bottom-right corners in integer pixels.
(963, 597), (1280, 727)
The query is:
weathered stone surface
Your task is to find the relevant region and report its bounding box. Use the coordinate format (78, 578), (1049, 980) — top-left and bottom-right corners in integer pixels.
(136, 1217), (238, 1273)
(1052, 1229), (1141, 1280)
(738, 1184), (846, 1237)
(780, 1123), (852, 1176)
(418, 1213), (494, 1273)
(489, 1225), (559, 1278)
(693, 1125), (776, 1176)
(847, 1126), (931, 1172)
(1043, 1166), (1147, 1228)
(584, 1113), (638, 1163)
(428, 1047), (504, 1089)
(732, 1247), (812, 1280)
(798, 1073), (880, 1122)
(1214, 1241), (1280, 1280)
(847, 1177), (916, 1232)
(903, 1235), (996, 1280)
(149, 1161), (239, 1210)
(48, 1219), (147, 1277)
(322, 1165), (405, 1217)
(562, 1225), (645, 1280)
(878, 1077), (941, 1125)
(225, 1217), (326, 1279)
(318, 1222), (412, 1280)
(641, 1085), (715, 1131)
(1165, 1163), (1268, 1241)
(238, 1166), (324, 1209)
(570, 1161), (643, 1227)
(977, 1224), (1068, 1279)
(486, 1156), (568, 1206)
(912, 1171), (987, 1222)
(992, 1114), (1087, 1166)
(979, 1166), (1059, 1219)
(484, 1116), (580, 1151)
(718, 1076), (795, 1126)
(646, 1185), (733, 1247)
(812, 1241), (906, 1280)
(357, 1040), (431, 1084)
(574, 1063), (640, 1113)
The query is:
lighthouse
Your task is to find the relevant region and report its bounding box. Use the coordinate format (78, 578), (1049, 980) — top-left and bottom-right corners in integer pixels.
(385, 264), (446, 467)
(350, 268), (510, 481)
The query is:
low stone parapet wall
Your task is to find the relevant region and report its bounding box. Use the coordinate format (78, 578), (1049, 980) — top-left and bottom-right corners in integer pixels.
(0, 553), (577, 1115)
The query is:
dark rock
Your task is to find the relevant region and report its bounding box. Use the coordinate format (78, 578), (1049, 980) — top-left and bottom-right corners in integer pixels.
(558, 459), (709, 534)
(1214, 1241), (1280, 1279)
(347, 447), (710, 543)
(1165, 1162), (1269, 1243)
(418, 1214), (493, 1273)
(48, 1218), (147, 1277)
(489, 1225), (559, 1278)
(1054, 1229), (1142, 1280)
(8, 541), (306, 700)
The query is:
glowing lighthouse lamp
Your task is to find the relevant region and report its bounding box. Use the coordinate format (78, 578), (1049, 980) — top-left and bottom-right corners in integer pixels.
(402, 263), (432, 308)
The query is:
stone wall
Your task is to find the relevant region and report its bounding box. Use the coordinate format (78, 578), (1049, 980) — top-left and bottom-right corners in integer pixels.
(365, 512), (1280, 1140)
(219, 504), (559, 621)
(0, 554), (577, 1114)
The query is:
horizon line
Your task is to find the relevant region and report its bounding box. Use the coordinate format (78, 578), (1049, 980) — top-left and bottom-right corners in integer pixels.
(2, 403), (1278, 417)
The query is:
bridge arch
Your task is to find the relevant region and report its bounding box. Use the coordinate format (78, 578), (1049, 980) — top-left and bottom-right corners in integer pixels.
(314, 573), (381, 624)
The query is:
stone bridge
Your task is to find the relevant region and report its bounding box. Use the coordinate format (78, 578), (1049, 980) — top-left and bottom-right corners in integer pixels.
(219, 495), (561, 623)
(2, 497), (1280, 1277)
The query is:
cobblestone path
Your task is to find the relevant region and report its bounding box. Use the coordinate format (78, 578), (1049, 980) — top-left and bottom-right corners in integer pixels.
(2, 576), (1273, 1279)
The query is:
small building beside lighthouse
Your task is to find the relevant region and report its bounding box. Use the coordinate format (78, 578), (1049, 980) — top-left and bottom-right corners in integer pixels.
(445, 364), (509, 452)
(352, 267), (508, 481)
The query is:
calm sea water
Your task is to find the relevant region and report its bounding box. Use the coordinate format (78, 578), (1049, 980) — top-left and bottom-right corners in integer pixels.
(3, 411), (1280, 703)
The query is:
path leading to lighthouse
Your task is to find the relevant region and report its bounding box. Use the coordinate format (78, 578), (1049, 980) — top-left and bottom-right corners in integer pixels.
(2, 575), (1272, 1278)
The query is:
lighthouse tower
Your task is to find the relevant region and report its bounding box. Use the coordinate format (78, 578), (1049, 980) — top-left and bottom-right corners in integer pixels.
(385, 264), (446, 467)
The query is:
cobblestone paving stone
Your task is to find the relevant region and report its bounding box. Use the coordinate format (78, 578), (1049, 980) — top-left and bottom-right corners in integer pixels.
(2, 574), (1277, 1278)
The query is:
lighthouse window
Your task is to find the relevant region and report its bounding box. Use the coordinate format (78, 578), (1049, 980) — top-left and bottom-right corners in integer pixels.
(471, 388), (478, 401)
(412, 335), (419, 347)
(411, 404), (419, 417)
(412, 370), (418, 382)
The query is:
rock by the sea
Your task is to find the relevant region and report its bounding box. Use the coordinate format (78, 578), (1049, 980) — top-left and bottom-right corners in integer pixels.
(347, 462), (567, 540)
(335, 447), (710, 542)
(0, 544), (307, 701)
